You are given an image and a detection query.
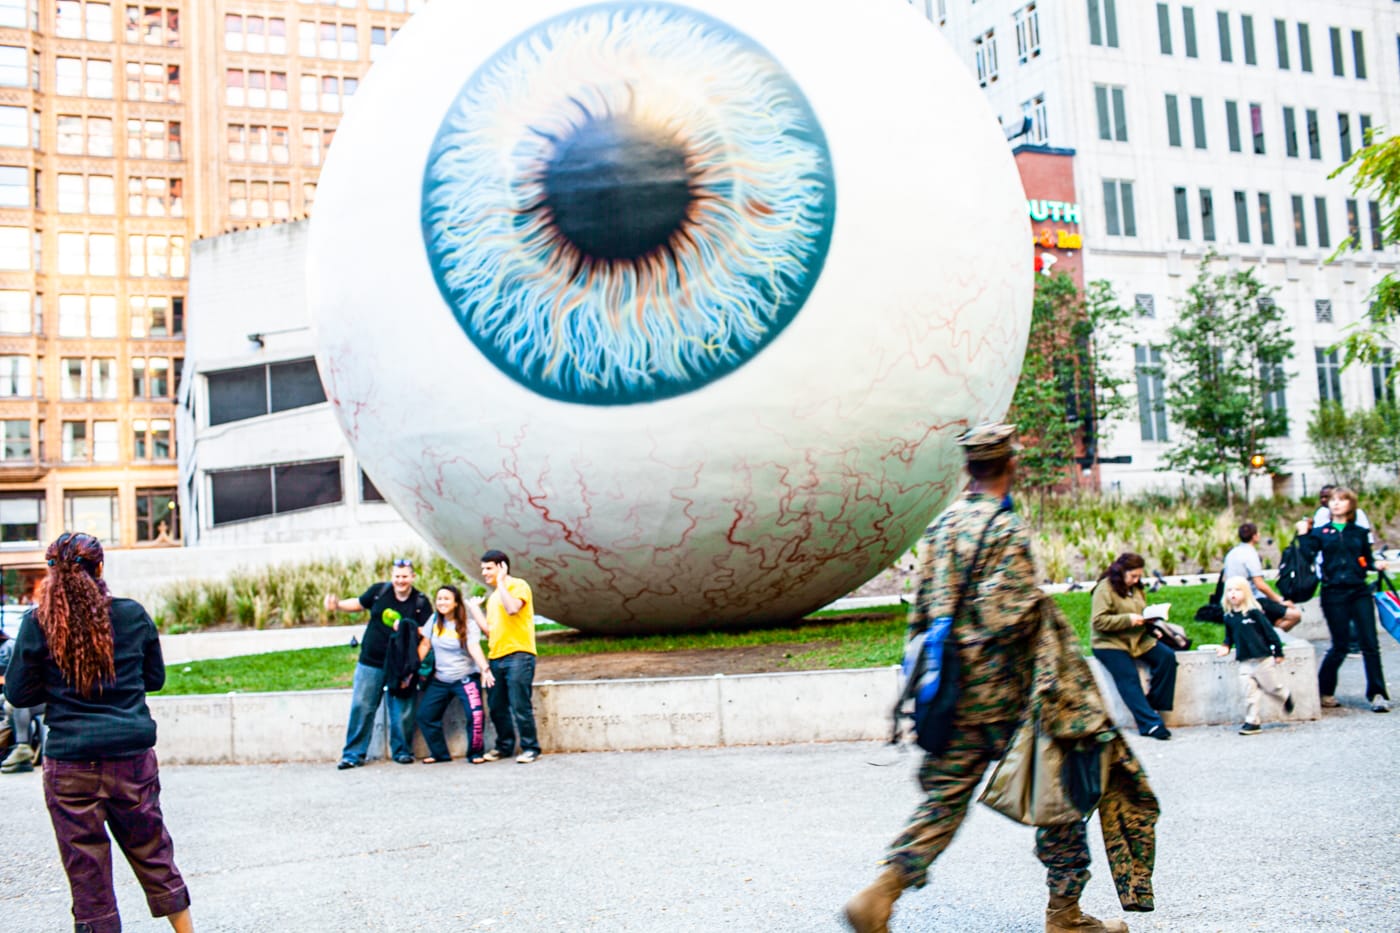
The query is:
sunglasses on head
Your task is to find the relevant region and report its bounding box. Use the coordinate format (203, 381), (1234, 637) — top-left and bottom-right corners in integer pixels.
(392, 559), (413, 569)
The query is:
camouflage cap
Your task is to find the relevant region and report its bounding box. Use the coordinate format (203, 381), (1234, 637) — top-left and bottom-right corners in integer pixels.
(958, 422), (1020, 461)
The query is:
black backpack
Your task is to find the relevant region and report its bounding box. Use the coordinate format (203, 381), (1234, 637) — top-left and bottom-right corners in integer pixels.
(1193, 571), (1225, 624)
(1276, 536), (1319, 604)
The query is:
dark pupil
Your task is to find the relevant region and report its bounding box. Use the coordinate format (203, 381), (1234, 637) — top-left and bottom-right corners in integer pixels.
(542, 115), (693, 261)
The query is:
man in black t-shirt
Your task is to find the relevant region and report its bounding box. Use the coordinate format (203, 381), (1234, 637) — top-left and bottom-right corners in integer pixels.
(326, 560), (433, 768)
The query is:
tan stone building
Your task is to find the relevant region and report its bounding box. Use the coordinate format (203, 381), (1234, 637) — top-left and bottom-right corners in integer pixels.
(0, 0), (422, 598)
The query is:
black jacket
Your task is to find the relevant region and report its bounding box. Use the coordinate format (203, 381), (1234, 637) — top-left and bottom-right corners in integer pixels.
(1299, 521), (1375, 589)
(1223, 608), (1284, 661)
(382, 618), (422, 699)
(3, 599), (164, 760)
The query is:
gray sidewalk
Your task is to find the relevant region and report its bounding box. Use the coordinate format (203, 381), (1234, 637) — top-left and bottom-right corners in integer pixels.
(1, 647), (1396, 932)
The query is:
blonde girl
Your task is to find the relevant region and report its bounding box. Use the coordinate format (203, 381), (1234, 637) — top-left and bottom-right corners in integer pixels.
(1217, 576), (1293, 734)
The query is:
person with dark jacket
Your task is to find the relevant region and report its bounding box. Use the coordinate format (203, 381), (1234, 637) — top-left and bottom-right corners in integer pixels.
(1090, 553), (1177, 740)
(1216, 576), (1294, 735)
(3, 532), (193, 933)
(1296, 487), (1391, 712)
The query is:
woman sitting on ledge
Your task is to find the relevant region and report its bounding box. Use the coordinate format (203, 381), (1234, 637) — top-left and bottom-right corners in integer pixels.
(1090, 552), (1177, 741)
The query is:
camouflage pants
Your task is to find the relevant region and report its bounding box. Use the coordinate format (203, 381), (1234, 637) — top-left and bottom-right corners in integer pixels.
(885, 721), (1091, 896)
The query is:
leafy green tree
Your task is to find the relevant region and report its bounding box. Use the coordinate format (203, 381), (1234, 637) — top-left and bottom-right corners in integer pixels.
(1329, 134), (1400, 373)
(1159, 255), (1294, 506)
(1368, 400), (1400, 483)
(1306, 402), (1375, 491)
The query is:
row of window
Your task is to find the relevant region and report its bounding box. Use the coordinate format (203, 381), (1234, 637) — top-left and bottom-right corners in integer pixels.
(206, 357), (326, 427)
(0, 166), (183, 216)
(973, 1), (1039, 85)
(1154, 6), (1368, 80)
(0, 228), (186, 277)
(0, 353), (180, 400)
(224, 16), (399, 61)
(223, 69), (359, 113)
(228, 123), (336, 166)
(1170, 188), (1380, 252)
(0, 291), (181, 338)
(228, 179), (312, 221)
(0, 487), (178, 549)
(1, 417), (173, 465)
(209, 458), (384, 527)
(1133, 345), (1391, 443)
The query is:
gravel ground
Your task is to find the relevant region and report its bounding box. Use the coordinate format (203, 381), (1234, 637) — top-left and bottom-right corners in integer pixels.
(1, 645), (1396, 933)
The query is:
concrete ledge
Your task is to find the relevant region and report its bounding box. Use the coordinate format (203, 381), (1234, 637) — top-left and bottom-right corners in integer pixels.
(1088, 633), (1320, 730)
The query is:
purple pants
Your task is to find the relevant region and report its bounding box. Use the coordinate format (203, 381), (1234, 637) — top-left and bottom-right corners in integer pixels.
(42, 749), (190, 933)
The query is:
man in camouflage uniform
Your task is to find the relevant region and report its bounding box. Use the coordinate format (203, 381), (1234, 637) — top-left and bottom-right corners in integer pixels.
(844, 423), (1128, 933)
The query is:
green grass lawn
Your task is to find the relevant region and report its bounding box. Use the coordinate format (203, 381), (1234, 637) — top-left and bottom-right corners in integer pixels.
(153, 582), (1225, 696)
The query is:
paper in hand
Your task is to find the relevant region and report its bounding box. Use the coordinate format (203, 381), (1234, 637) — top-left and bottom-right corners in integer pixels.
(1143, 603), (1171, 621)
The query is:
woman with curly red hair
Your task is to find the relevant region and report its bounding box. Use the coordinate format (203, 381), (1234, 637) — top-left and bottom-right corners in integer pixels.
(3, 532), (193, 933)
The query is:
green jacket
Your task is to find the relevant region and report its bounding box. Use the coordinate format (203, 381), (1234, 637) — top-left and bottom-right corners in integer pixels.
(1089, 581), (1155, 657)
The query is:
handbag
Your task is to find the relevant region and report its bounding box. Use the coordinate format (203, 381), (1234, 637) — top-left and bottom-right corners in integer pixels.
(1149, 620), (1192, 651)
(978, 719), (1092, 826)
(1372, 570), (1400, 647)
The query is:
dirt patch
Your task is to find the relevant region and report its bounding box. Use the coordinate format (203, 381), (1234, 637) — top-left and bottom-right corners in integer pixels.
(535, 642), (839, 681)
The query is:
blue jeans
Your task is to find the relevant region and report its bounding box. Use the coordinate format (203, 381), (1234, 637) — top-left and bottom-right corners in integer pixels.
(340, 663), (415, 764)
(1093, 642), (1178, 735)
(417, 676), (485, 761)
(488, 652), (539, 755)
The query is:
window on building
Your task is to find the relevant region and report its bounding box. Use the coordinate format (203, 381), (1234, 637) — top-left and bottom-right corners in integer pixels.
(1136, 346), (1168, 441)
(1135, 294), (1155, 318)
(56, 56), (82, 96)
(1217, 10), (1232, 62)
(135, 487), (178, 541)
(1339, 112), (1352, 161)
(1156, 3), (1172, 54)
(0, 355), (30, 397)
(91, 357), (116, 399)
(92, 420), (117, 462)
(1329, 26), (1345, 77)
(1199, 188), (1216, 242)
(1234, 190), (1250, 243)
(1316, 347), (1342, 403)
(1360, 113), (1372, 148)
(1102, 179), (1136, 237)
(1225, 100), (1241, 152)
(0, 165), (27, 208)
(131, 417), (171, 460)
(1014, 3), (1040, 62)
(0, 1), (29, 29)
(1173, 186), (1190, 239)
(1165, 94), (1181, 147)
(1241, 14), (1256, 64)
(87, 59), (112, 98)
(1274, 18), (1290, 69)
(1353, 29), (1367, 79)
(1023, 94), (1048, 144)
(1182, 6), (1198, 57)
(207, 357), (327, 426)
(0, 493), (43, 545)
(60, 358), (86, 399)
(64, 490), (117, 542)
(125, 61), (180, 103)
(1260, 361), (1287, 426)
(1369, 200), (1383, 252)
(1298, 22), (1313, 72)
(1189, 96), (1206, 149)
(1346, 198), (1361, 248)
(0, 105), (28, 148)
(210, 458), (343, 525)
(1087, 0), (1118, 48)
(85, 1), (112, 41)
(1283, 107), (1298, 158)
(1249, 103), (1265, 154)
(1315, 300), (1334, 324)
(1291, 195), (1308, 247)
(0, 291), (26, 333)
(1258, 193), (1275, 245)
(360, 469), (385, 502)
(128, 295), (179, 337)
(1094, 85), (1127, 141)
(126, 176), (182, 217)
(0, 226), (27, 271)
(61, 420), (87, 461)
(1305, 109), (1321, 160)
(125, 5), (181, 47)
(974, 30), (998, 85)
(1316, 197), (1331, 248)
(1372, 350), (1395, 405)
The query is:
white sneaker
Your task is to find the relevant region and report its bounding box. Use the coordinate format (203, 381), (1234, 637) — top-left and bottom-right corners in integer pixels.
(516, 750), (539, 764)
(1372, 698), (1391, 713)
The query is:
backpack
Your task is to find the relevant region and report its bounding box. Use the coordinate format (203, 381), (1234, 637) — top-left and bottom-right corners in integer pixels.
(1193, 572), (1225, 624)
(1276, 536), (1319, 604)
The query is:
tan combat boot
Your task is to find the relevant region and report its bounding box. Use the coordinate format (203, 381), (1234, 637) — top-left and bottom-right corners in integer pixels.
(843, 868), (904, 933)
(1045, 894), (1128, 933)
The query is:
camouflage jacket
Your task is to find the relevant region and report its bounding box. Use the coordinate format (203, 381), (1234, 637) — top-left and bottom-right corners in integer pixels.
(909, 490), (1041, 724)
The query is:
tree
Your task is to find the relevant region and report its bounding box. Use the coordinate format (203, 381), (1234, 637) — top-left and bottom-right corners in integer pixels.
(1329, 134), (1400, 374)
(1368, 400), (1400, 483)
(1306, 402), (1374, 491)
(1158, 254), (1294, 506)
(1077, 279), (1135, 465)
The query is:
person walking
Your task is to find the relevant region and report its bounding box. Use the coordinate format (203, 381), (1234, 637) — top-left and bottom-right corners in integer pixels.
(415, 585), (493, 764)
(843, 423), (1128, 933)
(479, 550), (542, 764)
(1090, 553), (1177, 740)
(1296, 488), (1391, 712)
(326, 559), (434, 768)
(3, 532), (193, 933)
(1216, 576), (1294, 735)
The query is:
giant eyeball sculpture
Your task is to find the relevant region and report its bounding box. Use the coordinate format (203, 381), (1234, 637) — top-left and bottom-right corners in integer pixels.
(309, 0), (1031, 633)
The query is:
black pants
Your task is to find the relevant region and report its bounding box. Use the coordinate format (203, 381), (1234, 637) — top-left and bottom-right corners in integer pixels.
(1319, 586), (1389, 701)
(1093, 642), (1177, 734)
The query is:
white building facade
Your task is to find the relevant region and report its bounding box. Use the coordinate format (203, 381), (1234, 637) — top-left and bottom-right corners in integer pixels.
(920, 0), (1400, 495)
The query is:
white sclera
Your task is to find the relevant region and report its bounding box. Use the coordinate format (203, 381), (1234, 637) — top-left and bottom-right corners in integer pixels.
(308, 0), (1031, 633)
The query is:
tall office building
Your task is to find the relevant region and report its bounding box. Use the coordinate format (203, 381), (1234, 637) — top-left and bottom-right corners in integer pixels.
(918, 0), (1400, 494)
(0, 0), (421, 597)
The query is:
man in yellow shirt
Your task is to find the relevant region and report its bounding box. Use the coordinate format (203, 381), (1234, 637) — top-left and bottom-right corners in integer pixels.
(479, 549), (541, 763)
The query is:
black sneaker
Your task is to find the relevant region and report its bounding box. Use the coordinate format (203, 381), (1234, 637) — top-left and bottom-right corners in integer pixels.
(1146, 725), (1171, 741)
(1283, 691), (1295, 714)
(1239, 722), (1262, 735)
(336, 760), (360, 770)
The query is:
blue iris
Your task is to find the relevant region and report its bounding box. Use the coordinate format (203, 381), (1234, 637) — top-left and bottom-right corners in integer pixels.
(421, 2), (836, 406)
